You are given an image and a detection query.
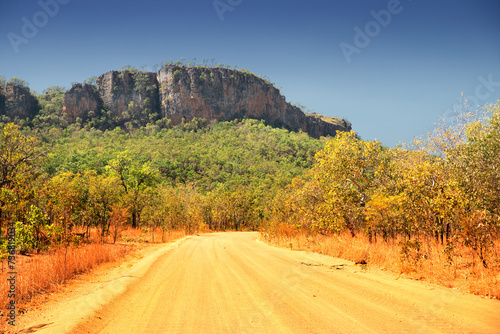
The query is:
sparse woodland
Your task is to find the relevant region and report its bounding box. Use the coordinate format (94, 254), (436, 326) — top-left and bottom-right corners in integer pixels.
(263, 101), (500, 297)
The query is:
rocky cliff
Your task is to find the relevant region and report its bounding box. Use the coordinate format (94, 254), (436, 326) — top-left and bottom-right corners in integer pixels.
(156, 66), (351, 138)
(158, 66), (350, 137)
(63, 83), (103, 123)
(62, 66), (350, 137)
(0, 83), (40, 121)
(97, 71), (160, 124)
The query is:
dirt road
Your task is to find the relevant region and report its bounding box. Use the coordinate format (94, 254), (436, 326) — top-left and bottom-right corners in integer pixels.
(22, 232), (500, 333)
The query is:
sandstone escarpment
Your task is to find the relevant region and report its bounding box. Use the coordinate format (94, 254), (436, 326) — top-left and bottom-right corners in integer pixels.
(0, 83), (40, 120)
(157, 66), (350, 137)
(158, 67), (296, 127)
(62, 66), (351, 137)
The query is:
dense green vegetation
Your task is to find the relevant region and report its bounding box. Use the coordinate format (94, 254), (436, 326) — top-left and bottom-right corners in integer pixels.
(44, 119), (321, 185)
(0, 117), (326, 255)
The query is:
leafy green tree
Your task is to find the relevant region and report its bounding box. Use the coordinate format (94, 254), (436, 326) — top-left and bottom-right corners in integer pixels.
(84, 76), (97, 85)
(35, 86), (66, 129)
(107, 151), (159, 228)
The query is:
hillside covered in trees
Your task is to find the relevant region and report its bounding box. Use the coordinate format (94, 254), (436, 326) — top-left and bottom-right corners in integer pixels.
(0, 117), (327, 252)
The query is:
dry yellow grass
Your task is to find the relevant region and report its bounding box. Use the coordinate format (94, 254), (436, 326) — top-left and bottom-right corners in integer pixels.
(118, 227), (188, 244)
(0, 243), (131, 308)
(262, 229), (500, 299)
(0, 226), (189, 327)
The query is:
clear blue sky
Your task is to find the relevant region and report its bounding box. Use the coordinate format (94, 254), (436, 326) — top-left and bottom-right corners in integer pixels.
(1, 0), (499, 147)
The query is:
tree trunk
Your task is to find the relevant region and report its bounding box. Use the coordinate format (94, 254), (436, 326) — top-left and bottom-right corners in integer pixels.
(132, 212), (138, 228)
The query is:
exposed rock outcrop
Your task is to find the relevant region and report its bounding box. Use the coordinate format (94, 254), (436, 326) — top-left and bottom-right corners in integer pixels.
(62, 66), (351, 137)
(97, 71), (160, 124)
(62, 83), (103, 123)
(0, 83), (40, 120)
(157, 66), (350, 137)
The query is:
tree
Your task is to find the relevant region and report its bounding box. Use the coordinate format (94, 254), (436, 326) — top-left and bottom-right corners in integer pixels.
(84, 76), (97, 85)
(447, 102), (500, 266)
(35, 86), (66, 128)
(0, 123), (43, 188)
(365, 193), (404, 241)
(312, 131), (388, 236)
(45, 172), (90, 235)
(86, 171), (121, 239)
(107, 151), (159, 228)
(141, 187), (163, 242)
(0, 123), (46, 235)
(389, 149), (456, 242)
(454, 102), (500, 215)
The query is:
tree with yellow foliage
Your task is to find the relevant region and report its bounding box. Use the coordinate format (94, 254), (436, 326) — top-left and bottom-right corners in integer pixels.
(0, 123), (46, 237)
(312, 131), (388, 236)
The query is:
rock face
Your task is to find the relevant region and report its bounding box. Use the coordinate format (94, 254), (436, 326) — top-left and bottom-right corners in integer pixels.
(97, 71), (160, 124)
(157, 66), (350, 137)
(158, 66), (286, 124)
(304, 114), (352, 139)
(63, 66), (351, 137)
(0, 83), (40, 120)
(63, 84), (103, 123)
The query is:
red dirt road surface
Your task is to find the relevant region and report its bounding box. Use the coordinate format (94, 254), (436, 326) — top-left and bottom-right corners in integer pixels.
(20, 232), (500, 333)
